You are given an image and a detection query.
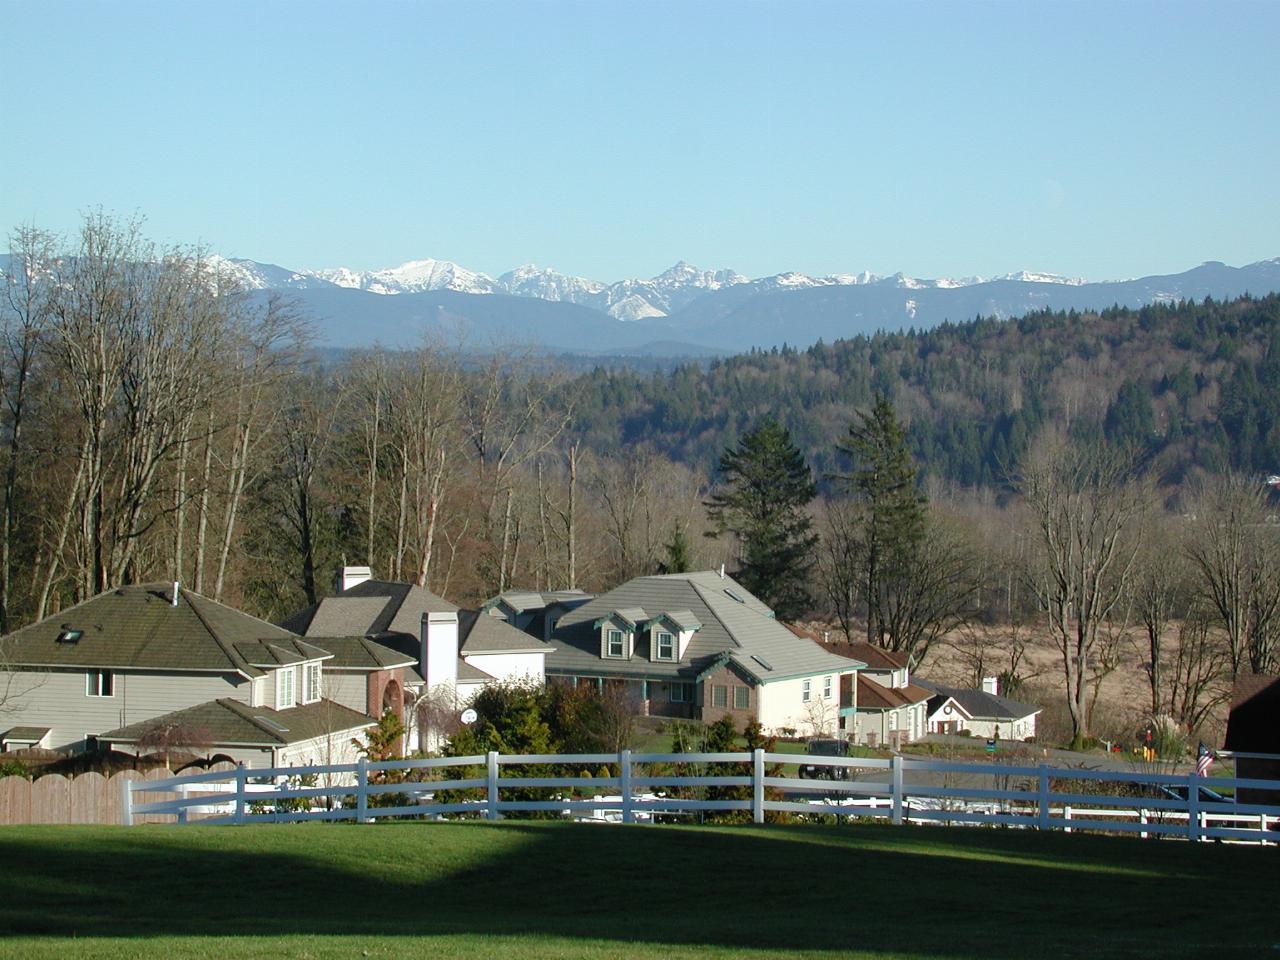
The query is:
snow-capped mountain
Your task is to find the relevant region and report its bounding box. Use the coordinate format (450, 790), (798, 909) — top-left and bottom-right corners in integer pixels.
(312, 258), (499, 296)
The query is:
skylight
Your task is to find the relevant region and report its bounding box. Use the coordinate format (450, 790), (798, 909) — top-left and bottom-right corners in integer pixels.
(56, 629), (83, 644)
(724, 589), (746, 604)
(751, 655), (773, 671)
(254, 716), (289, 733)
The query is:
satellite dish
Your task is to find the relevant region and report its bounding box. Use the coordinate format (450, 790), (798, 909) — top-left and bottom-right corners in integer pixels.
(460, 708), (478, 724)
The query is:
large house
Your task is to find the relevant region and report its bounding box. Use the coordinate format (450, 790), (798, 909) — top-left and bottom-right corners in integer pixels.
(282, 567), (554, 749)
(0, 583), (378, 768)
(796, 630), (932, 748)
(918, 677), (1041, 741)
(493, 570), (864, 736)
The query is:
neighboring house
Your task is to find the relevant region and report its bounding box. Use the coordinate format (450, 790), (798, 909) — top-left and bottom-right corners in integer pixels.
(503, 570), (863, 736)
(0, 582), (376, 768)
(918, 677), (1041, 740)
(1223, 673), (1280, 806)
(792, 630), (931, 747)
(281, 567), (554, 749)
(483, 589), (595, 642)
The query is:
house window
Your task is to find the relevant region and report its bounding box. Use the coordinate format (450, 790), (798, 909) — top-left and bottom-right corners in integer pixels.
(86, 670), (113, 697)
(655, 631), (675, 661)
(823, 676), (833, 700)
(606, 629), (625, 658)
(734, 686), (749, 710)
(57, 629), (83, 644)
(669, 682), (694, 703)
(304, 662), (322, 704)
(802, 679), (811, 702)
(712, 684), (727, 708)
(277, 667), (296, 709)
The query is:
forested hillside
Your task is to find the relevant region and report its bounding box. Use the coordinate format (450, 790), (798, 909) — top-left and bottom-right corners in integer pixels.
(569, 294), (1280, 488)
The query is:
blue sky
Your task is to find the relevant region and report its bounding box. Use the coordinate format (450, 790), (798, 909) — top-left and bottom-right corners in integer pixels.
(2, 0), (1277, 282)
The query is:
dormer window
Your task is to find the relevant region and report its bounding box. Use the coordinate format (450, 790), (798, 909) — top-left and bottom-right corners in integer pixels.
(606, 629), (625, 658)
(655, 631), (676, 661)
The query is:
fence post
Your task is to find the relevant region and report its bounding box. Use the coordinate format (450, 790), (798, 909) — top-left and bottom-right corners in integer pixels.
(120, 774), (134, 827)
(233, 763), (247, 825)
(891, 755), (904, 826)
(620, 749), (633, 824)
(752, 748), (765, 824)
(356, 757), (369, 824)
(1037, 764), (1050, 831)
(1187, 772), (1201, 843)
(1139, 809), (1148, 840)
(486, 751), (500, 821)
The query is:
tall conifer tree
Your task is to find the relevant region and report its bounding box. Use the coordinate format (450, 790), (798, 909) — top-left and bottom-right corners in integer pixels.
(706, 419), (817, 620)
(835, 394), (925, 644)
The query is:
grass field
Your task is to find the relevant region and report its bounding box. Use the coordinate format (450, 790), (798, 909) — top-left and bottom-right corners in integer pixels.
(0, 821), (1275, 959)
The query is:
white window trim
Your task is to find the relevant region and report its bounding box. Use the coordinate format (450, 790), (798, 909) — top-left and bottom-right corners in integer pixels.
(276, 667), (296, 709)
(86, 669), (114, 698)
(606, 628), (626, 659)
(802, 679), (811, 703)
(655, 630), (676, 661)
(303, 662), (322, 704)
(823, 676), (833, 700)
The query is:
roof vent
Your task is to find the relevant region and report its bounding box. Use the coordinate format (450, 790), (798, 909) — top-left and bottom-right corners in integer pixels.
(56, 629), (83, 644)
(254, 716), (289, 733)
(751, 655), (773, 671)
(725, 589), (745, 604)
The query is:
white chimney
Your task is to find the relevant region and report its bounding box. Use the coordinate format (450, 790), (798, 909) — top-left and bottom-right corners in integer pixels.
(982, 676), (999, 696)
(337, 565), (373, 593)
(421, 611), (459, 694)
(719, 564), (725, 579)
(171, 581), (180, 607)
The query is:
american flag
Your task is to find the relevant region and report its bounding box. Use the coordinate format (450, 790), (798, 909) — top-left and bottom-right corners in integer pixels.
(1196, 742), (1215, 778)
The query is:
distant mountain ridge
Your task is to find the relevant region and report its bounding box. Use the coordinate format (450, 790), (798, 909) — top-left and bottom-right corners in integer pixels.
(10, 252), (1280, 357)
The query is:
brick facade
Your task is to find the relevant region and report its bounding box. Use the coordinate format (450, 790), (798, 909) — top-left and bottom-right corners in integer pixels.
(698, 661), (757, 726)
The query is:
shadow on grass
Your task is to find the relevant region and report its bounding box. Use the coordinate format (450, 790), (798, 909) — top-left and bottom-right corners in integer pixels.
(0, 821), (1274, 958)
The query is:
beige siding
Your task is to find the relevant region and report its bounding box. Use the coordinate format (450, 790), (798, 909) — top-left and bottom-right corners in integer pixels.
(757, 674), (843, 736)
(323, 671), (371, 715)
(0, 668), (251, 752)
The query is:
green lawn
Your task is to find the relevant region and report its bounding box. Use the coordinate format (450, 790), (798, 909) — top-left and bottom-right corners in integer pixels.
(0, 821), (1274, 959)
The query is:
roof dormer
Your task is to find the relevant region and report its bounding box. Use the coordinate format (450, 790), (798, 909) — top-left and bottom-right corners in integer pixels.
(594, 608), (645, 660)
(643, 609), (702, 662)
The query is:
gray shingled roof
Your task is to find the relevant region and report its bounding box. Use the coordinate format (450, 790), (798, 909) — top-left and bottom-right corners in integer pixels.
(306, 636), (416, 670)
(3, 726), (50, 740)
(918, 680), (1041, 721)
(548, 571), (863, 683)
(232, 638), (333, 668)
(458, 611), (553, 655)
(281, 580), (457, 638)
(102, 697), (376, 747)
(0, 584), (308, 678)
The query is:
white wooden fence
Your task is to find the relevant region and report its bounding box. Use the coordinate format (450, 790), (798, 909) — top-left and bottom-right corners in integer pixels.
(122, 750), (1280, 843)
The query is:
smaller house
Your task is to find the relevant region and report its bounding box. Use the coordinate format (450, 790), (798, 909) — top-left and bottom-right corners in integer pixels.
(1223, 673), (1280, 806)
(103, 698), (376, 770)
(919, 677), (1041, 741)
(796, 631), (932, 747)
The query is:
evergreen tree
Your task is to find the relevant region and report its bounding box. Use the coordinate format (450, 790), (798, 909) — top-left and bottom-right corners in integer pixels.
(657, 523), (693, 574)
(833, 394), (926, 644)
(706, 418), (818, 620)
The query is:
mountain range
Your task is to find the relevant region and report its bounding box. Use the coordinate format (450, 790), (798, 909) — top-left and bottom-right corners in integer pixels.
(10, 251), (1280, 356)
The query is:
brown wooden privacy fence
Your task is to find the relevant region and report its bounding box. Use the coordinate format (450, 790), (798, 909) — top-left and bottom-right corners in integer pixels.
(0, 763), (236, 825)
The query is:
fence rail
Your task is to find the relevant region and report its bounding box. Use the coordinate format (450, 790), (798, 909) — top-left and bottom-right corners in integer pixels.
(122, 750), (1280, 843)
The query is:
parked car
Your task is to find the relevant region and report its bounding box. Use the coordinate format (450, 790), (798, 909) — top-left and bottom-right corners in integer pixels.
(799, 738), (850, 780)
